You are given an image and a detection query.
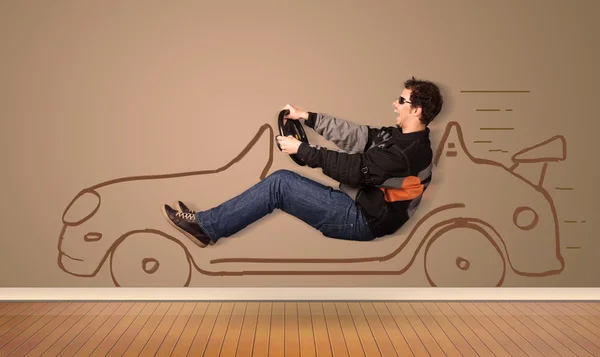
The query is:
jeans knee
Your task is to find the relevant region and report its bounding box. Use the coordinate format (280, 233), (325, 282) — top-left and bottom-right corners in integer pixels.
(265, 169), (299, 204)
(268, 169), (296, 182)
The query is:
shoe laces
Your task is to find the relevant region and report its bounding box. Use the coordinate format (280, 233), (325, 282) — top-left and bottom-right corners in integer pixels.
(175, 210), (196, 222)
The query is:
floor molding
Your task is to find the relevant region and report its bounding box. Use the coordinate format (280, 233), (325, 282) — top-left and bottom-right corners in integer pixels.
(1, 288), (600, 301)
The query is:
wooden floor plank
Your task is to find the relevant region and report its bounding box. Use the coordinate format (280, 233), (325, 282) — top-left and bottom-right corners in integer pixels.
(323, 302), (350, 357)
(395, 302), (445, 356)
(469, 302), (542, 357)
(0, 303), (27, 319)
(334, 303), (366, 357)
(432, 302), (491, 357)
(138, 302), (186, 356)
(268, 302), (286, 357)
(360, 303), (399, 357)
(485, 302), (561, 357)
(168, 302), (209, 356)
(297, 302), (317, 357)
(98, 302), (159, 356)
(51, 302), (128, 357)
(511, 302), (592, 357)
(0, 302), (75, 354)
(0, 303), (34, 327)
(380, 303), (428, 357)
(219, 302), (247, 357)
(284, 302), (300, 357)
(497, 302), (576, 357)
(204, 302), (240, 357)
(549, 303), (600, 339)
(185, 302), (224, 356)
(121, 302), (173, 356)
(570, 303), (600, 327)
(6, 302), (96, 357)
(410, 302), (461, 357)
(251, 302), (272, 357)
(309, 302), (333, 357)
(348, 302), (381, 357)
(231, 302), (259, 357)
(100, 302), (161, 357)
(0, 302), (63, 351)
(371, 303), (418, 357)
(440, 302), (512, 357)
(581, 303), (600, 314)
(74, 302), (146, 357)
(201, 302), (235, 356)
(419, 302), (478, 357)
(526, 303), (600, 356)
(536, 303), (600, 350)
(0, 303), (52, 338)
(461, 302), (528, 357)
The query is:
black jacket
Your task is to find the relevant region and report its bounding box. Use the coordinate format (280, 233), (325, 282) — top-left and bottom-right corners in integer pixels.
(296, 112), (433, 238)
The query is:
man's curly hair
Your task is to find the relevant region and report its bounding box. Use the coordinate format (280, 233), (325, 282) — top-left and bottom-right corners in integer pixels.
(404, 77), (443, 126)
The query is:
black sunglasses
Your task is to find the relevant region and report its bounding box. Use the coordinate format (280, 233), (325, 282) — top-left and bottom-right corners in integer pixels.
(398, 96), (412, 105)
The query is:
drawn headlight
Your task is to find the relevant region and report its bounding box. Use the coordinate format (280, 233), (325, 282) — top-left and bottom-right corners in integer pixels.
(513, 206), (538, 230)
(62, 189), (101, 226)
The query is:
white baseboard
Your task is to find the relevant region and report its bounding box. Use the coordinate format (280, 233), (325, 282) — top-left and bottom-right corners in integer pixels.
(1, 288), (600, 301)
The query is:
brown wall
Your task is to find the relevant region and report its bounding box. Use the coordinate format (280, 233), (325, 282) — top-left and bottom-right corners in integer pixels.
(1, 0), (598, 287)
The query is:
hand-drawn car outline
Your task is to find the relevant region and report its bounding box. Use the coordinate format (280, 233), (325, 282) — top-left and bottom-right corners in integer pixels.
(58, 121), (566, 287)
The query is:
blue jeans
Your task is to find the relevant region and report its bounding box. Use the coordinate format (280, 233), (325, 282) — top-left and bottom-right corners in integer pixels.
(195, 169), (375, 242)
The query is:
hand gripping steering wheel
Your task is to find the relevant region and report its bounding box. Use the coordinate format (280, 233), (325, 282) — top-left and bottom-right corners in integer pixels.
(276, 109), (309, 166)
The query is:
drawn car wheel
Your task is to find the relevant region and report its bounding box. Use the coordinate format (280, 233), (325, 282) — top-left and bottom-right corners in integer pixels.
(110, 231), (192, 287)
(424, 221), (506, 287)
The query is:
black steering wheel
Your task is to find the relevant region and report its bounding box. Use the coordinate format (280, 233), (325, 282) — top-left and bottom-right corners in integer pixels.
(276, 109), (309, 166)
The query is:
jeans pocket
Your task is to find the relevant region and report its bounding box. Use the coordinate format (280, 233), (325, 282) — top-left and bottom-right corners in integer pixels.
(373, 205), (388, 224)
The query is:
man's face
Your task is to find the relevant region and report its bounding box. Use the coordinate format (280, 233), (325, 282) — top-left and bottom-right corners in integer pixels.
(392, 88), (413, 127)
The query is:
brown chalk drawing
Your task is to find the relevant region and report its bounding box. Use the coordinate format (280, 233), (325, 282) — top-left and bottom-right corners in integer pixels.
(58, 121), (567, 287)
(461, 90), (530, 93)
(513, 207), (539, 231)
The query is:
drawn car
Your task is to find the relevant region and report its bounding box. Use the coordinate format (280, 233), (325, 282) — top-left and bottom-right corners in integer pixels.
(58, 121), (566, 287)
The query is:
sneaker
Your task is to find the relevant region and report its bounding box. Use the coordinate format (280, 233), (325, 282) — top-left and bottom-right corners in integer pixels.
(175, 201), (216, 245)
(176, 200), (196, 214)
(162, 204), (212, 247)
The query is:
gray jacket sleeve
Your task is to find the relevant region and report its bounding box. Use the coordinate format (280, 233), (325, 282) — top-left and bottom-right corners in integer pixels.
(305, 112), (376, 154)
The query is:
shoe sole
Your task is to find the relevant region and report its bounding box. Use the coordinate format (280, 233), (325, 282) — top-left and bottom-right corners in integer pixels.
(176, 201), (216, 246)
(161, 205), (208, 248)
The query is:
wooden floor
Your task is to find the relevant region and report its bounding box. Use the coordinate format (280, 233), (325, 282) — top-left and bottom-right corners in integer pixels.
(1, 302), (600, 356)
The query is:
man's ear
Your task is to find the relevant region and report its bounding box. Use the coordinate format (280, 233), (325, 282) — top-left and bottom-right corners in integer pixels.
(411, 106), (422, 118)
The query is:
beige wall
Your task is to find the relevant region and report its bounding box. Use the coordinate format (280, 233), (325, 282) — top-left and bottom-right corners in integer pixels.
(1, 0), (598, 287)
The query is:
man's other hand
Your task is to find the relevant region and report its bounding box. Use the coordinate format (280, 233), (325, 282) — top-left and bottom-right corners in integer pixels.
(276, 135), (302, 155)
(282, 104), (309, 120)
